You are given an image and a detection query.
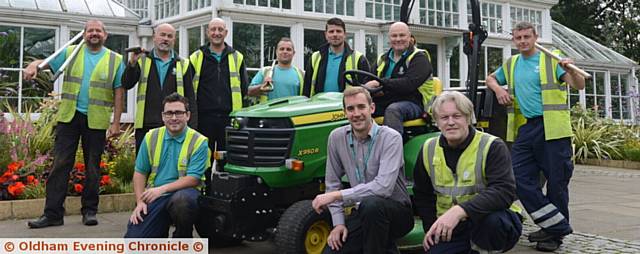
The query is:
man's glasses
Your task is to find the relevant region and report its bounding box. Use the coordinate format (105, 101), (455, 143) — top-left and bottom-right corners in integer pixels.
(162, 110), (187, 118)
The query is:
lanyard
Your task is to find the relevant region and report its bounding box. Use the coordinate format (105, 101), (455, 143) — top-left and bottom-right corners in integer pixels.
(348, 124), (379, 184)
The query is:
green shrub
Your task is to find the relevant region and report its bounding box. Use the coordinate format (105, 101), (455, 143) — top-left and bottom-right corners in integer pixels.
(623, 141), (640, 162)
(19, 183), (46, 200)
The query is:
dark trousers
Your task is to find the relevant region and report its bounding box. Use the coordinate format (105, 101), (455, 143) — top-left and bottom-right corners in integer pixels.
(323, 196), (414, 254)
(124, 188), (200, 238)
(44, 112), (105, 219)
(197, 113), (230, 153)
(427, 210), (522, 253)
(375, 101), (424, 135)
(135, 126), (159, 156)
(512, 117), (573, 235)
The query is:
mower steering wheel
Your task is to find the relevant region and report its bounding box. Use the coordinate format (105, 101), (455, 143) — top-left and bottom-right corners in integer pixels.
(343, 70), (384, 94)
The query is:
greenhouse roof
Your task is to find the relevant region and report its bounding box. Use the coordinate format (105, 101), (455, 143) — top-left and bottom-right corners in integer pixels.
(552, 20), (638, 68)
(0, 0), (139, 18)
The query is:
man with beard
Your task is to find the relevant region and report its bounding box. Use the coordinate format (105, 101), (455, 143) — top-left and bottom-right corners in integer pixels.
(189, 18), (248, 153)
(122, 23), (197, 152)
(125, 93), (208, 238)
(23, 19), (125, 228)
(248, 37), (304, 102)
(364, 22), (433, 135)
(312, 87), (413, 254)
(302, 17), (369, 97)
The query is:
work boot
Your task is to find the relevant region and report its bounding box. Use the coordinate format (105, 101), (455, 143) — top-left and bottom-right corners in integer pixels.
(82, 213), (98, 226)
(28, 215), (64, 229)
(528, 229), (571, 242)
(535, 239), (562, 252)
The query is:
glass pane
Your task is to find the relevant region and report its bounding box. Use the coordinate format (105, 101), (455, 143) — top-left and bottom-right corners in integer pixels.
(303, 29), (325, 69)
(0, 0), (8, 6)
(417, 43), (438, 75)
(0, 70), (19, 112)
(88, 0), (115, 16)
(326, 0), (334, 13)
(315, 0), (323, 12)
(10, 0), (36, 9)
(233, 23), (261, 68)
(596, 96), (605, 117)
(585, 73), (594, 94)
(420, 10), (426, 24)
(234, 0), (243, 4)
(436, 0), (442, 10)
(304, 0), (312, 11)
(437, 12), (443, 26)
(570, 94), (580, 108)
(611, 97), (621, 120)
(595, 71), (605, 95)
(585, 96), (594, 109)
(621, 98), (630, 119)
(346, 0), (354, 15)
(0, 25), (20, 68)
(610, 73), (620, 96)
(247, 0), (256, 4)
(487, 47), (502, 75)
(444, 0), (450, 11)
(259, 0), (268, 7)
(36, 0), (61, 11)
(270, 0), (279, 8)
(366, 2), (373, 17)
(336, 0), (344, 14)
(497, 5), (501, 18)
(376, 3), (383, 19)
(385, 4), (392, 20)
(188, 26), (201, 54)
(394, 6), (400, 20)
(428, 10), (435, 25)
(365, 34), (378, 66)
(282, 0), (290, 9)
(450, 45), (459, 79)
(23, 27), (55, 66)
(105, 34), (129, 57)
(263, 25), (290, 66)
(621, 74), (629, 95)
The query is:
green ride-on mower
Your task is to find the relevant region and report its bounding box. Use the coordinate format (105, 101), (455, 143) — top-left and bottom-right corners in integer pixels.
(196, 1), (507, 253)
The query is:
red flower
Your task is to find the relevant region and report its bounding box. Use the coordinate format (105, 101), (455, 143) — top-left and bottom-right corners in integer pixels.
(75, 163), (85, 172)
(99, 161), (107, 169)
(7, 161), (23, 173)
(26, 175), (35, 184)
(74, 183), (84, 193)
(8, 182), (25, 197)
(10, 174), (18, 181)
(100, 175), (111, 186)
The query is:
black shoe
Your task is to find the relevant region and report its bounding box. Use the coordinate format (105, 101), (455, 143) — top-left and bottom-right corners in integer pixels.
(535, 239), (562, 252)
(82, 213), (98, 226)
(28, 215), (63, 229)
(528, 229), (571, 242)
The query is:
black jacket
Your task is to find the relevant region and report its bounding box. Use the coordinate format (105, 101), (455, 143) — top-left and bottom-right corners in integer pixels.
(302, 43), (370, 97)
(194, 43), (249, 115)
(413, 127), (517, 232)
(372, 47), (432, 110)
(122, 51), (197, 128)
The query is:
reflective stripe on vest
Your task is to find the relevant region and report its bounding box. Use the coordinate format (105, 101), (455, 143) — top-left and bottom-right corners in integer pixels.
(190, 50), (244, 111)
(259, 66), (305, 103)
(309, 50), (362, 96)
(145, 126), (208, 188)
(423, 131), (522, 217)
(376, 48), (435, 110)
(503, 50), (572, 142)
(134, 57), (188, 128)
(58, 44), (122, 130)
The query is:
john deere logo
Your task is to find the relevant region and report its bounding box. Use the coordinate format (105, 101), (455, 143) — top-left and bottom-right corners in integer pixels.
(231, 118), (241, 129)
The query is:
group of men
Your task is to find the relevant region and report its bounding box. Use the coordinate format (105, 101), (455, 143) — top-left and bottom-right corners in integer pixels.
(21, 15), (583, 254)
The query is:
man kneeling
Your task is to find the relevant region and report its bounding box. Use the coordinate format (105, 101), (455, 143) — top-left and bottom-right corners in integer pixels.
(125, 93), (209, 238)
(414, 91), (522, 253)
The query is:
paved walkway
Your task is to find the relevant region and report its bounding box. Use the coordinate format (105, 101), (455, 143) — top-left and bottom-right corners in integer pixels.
(0, 164), (638, 253)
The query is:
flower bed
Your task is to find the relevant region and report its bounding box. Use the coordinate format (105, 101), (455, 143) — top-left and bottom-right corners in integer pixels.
(0, 96), (135, 201)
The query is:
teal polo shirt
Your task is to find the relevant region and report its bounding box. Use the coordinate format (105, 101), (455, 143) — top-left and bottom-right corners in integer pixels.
(324, 50), (343, 92)
(152, 49), (176, 88)
(50, 46), (124, 115)
(494, 51), (566, 118)
(250, 66), (301, 100)
(135, 127), (208, 188)
(384, 50), (408, 78)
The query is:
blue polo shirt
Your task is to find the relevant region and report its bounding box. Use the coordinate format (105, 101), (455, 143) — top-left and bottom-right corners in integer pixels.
(250, 65), (302, 100)
(135, 127), (208, 188)
(324, 50), (343, 92)
(493, 51), (566, 118)
(210, 51), (222, 62)
(384, 50), (408, 78)
(152, 49), (176, 88)
(50, 46), (124, 115)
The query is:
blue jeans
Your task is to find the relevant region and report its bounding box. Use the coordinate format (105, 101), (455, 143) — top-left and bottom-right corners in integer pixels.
(375, 101), (424, 135)
(427, 210), (522, 253)
(124, 188), (200, 238)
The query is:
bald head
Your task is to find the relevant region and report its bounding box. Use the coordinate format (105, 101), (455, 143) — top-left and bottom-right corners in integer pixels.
(388, 22), (411, 53)
(207, 18), (228, 48)
(153, 23), (176, 53)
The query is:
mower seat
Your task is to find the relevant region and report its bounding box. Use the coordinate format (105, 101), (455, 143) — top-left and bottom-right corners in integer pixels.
(374, 116), (427, 127)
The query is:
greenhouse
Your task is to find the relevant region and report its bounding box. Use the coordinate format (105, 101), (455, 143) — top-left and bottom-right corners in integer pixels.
(1, 0), (638, 123)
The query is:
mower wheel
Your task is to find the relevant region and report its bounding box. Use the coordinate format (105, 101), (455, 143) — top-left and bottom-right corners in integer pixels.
(275, 200), (332, 254)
